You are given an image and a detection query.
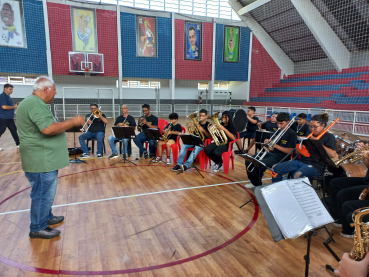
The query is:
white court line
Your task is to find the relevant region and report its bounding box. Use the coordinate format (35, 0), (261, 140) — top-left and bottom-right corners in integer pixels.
(0, 178), (272, 216)
(0, 162), (21, 164)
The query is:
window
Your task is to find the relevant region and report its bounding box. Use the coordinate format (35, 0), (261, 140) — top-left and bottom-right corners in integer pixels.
(198, 82), (228, 90)
(116, 80), (161, 88)
(0, 76), (37, 85)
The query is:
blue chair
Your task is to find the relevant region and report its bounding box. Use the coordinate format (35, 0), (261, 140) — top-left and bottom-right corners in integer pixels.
(307, 114), (312, 122)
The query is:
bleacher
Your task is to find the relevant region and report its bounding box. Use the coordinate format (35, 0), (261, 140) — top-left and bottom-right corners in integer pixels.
(246, 66), (369, 111)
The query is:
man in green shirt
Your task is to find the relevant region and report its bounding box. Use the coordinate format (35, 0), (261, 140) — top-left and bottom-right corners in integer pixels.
(17, 76), (84, 239)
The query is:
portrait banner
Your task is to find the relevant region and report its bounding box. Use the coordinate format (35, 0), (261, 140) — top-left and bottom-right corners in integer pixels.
(0, 0), (27, 48)
(71, 7), (97, 53)
(223, 26), (240, 63)
(136, 15), (157, 58)
(184, 21), (202, 61)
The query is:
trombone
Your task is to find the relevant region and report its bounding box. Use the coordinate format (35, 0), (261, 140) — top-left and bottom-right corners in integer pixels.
(80, 107), (102, 133)
(247, 116), (296, 172)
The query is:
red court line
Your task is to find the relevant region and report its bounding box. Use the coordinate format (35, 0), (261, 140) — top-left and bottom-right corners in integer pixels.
(0, 165), (259, 275)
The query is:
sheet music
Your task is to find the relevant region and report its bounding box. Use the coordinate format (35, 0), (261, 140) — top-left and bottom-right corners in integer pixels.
(287, 178), (333, 228)
(261, 177), (333, 239)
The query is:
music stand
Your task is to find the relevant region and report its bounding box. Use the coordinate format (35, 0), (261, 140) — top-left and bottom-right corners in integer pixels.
(237, 153), (270, 208)
(66, 126), (86, 164)
(143, 128), (162, 166)
(177, 134), (205, 178)
(110, 127), (137, 166)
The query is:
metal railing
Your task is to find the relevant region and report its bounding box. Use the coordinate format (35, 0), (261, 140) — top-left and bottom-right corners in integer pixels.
(174, 104), (212, 116)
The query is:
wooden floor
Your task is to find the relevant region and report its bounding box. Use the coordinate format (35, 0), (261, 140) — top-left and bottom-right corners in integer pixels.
(0, 117), (352, 277)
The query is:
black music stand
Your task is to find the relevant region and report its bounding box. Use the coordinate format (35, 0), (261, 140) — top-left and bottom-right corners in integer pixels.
(237, 153), (270, 208)
(143, 128), (162, 166)
(66, 126), (86, 164)
(110, 127), (137, 166)
(177, 134), (205, 178)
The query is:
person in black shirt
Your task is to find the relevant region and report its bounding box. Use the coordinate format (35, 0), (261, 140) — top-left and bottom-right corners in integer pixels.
(152, 113), (182, 164)
(272, 113), (338, 183)
(258, 112), (279, 132)
(291, 113), (311, 137)
(107, 105), (136, 159)
(245, 112), (297, 188)
(328, 142), (369, 238)
(79, 103), (108, 159)
(204, 111), (238, 172)
(172, 109), (212, 172)
(133, 104), (158, 159)
(236, 106), (259, 154)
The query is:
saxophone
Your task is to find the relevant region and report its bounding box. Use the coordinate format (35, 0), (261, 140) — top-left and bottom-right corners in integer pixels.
(186, 111), (205, 141)
(207, 112), (228, 146)
(350, 207), (369, 265)
(334, 144), (369, 167)
(162, 123), (173, 143)
(137, 114), (146, 132)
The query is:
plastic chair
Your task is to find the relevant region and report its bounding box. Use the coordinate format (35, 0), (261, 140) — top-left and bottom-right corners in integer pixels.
(185, 138), (212, 170)
(144, 119), (168, 151)
(221, 133), (240, 174)
(290, 113), (296, 120)
(159, 126), (186, 164)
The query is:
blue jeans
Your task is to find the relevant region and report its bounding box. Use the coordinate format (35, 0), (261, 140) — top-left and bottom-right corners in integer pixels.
(272, 160), (319, 183)
(79, 131), (105, 155)
(25, 170), (58, 232)
(133, 132), (155, 154)
(176, 144), (203, 168)
(108, 135), (129, 154)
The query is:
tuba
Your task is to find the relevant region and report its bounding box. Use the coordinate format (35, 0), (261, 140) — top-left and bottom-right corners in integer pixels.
(207, 112), (228, 146)
(350, 207), (369, 266)
(186, 111), (205, 141)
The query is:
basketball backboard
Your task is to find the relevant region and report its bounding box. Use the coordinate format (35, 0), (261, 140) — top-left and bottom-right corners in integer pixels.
(69, 52), (104, 74)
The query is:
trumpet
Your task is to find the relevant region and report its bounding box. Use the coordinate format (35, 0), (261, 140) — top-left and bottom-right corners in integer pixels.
(186, 111), (205, 141)
(137, 114), (146, 132)
(334, 144), (369, 167)
(207, 112), (228, 146)
(80, 107), (102, 133)
(247, 116), (296, 172)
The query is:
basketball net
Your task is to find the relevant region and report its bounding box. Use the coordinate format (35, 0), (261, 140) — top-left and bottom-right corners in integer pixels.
(84, 68), (90, 78)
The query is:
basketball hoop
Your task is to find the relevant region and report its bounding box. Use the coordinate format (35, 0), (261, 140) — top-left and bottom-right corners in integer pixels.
(84, 68), (90, 78)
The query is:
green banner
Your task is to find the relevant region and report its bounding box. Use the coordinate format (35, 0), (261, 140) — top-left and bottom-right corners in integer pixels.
(223, 26), (240, 63)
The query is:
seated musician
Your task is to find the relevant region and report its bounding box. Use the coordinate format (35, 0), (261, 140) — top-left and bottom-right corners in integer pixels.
(204, 111), (238, 172)
(235, 106), (259, 154)
(172, 109), (212, 172)
(108, 105), (136, 159)
(245, 112), (297, 188)
(329, 142), (369, 238)
(79, 104), (108, 159)
(291, 113), (310, 137)
(133, 104), (158, 159)
(152, 113), (182, 164)
(257, 112), (279, 132)
(272, 113), (337, 183)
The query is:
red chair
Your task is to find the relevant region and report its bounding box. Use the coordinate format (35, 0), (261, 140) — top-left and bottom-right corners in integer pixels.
(159, 126), (186, 164)
(205, 138), (214, 169)
(145, 119), (168, 151)
(185, 138), (212, 170)
(221, 133), (240, 174)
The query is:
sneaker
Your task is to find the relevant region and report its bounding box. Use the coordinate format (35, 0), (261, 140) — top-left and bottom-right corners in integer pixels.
(340, 231), (354, 239)
(97, 154), (102, 159)
(332, 222), (342, 228)
(166, 158), (171, 165)
(180, 164), (188, 172)
(245, 183), (255, 189)
(109, 153), (119, 159)
(172, 165), (181, 171)
(17, 146), (19, 148)
(143, 151), (149, 159)
(214, 163), (222, 172)
(47, 216), (64, 225)
(152, 156), (162, 163)
(80, 153), (90, 159)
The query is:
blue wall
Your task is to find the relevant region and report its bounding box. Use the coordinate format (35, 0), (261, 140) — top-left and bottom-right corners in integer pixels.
(121, 12), (172, 79)
(0, 0), (47, 74)
(215, 25), (250, 81)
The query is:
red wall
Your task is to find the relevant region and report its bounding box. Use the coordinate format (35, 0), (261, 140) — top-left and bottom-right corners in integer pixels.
(175, 19), (213, 80)
(249, 35), (281, 99)
(48, 3), (118, 77)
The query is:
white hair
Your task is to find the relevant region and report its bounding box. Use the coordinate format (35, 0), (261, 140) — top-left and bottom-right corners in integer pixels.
(33, 76), (54, 91)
